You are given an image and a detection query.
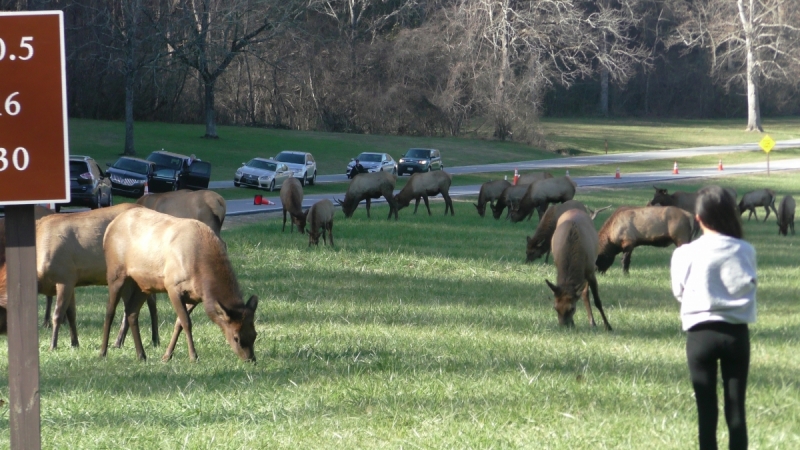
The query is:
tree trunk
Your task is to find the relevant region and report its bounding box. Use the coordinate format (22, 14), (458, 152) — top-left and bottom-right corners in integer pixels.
(600, 66), (609, 117)
(738, 0), (763, 132)
(124, 72), (135, 155)
(203, 80), (218, 139)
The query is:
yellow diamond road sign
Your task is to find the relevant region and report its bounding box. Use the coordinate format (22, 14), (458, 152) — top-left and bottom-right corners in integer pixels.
(760, 135), (775, 153)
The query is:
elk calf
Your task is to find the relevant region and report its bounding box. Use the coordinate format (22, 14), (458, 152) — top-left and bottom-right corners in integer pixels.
(307, 199), (335, 246)
(394, 170), (454, 216)
(777, 195), (795, 236)
(545, 209), (612, 330)
(280, 177), (307, 233)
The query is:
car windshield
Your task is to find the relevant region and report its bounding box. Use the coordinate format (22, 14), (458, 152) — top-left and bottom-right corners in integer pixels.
(113, 158), (149, 175)
(275, 152), (305, 164)
(69, 161), (89, 177)
(146, 153), (183, 170)
(357, 153), (382, 162)
(404, 149), (431, 158)
(247, 159), (277, 171)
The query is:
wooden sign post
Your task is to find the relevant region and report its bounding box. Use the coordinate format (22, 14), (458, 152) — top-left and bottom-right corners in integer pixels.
(759, 135), (775, 176)
(0, 11), (70, 450)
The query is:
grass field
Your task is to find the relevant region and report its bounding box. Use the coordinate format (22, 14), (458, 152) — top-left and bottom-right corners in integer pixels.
(1, 173), (798, 448)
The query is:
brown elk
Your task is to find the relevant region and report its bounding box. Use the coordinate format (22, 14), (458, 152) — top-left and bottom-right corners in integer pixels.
(525, 201), (610, 263)
(336, 171), (399, 220)
(508, 176), (577, 223)
(595, 206), (693, 274)
(738, 189), (778, 221)
(647, 186), (697, 213)
(777, 195), (795, 236)
(280, 177), (307, 233)
(101, 207), (258, 362)
(307, 199), (335, 246)
(32, 204), (159, 350)
(544, 209), (612, 330)
(473, 180), (511, 217)
(136, 189), (227, 237)
(489, 172), (553, 219)
(395, 170), (454, 216)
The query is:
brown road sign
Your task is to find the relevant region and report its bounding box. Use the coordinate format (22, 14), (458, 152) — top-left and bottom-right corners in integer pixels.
(0, 11), (69, 205)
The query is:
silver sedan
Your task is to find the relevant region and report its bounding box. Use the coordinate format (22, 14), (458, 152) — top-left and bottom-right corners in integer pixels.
(345, 152), (397, 177)
(234, 158), (294, 191)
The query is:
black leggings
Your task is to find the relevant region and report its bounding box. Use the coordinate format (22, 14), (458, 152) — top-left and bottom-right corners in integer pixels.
(686, 321), (750, 450)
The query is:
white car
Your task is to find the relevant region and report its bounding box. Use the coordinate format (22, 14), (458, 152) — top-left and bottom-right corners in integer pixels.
(345, 152), (397, 178)
(274, 151), (317, 186)
(234, 158), (294, 191)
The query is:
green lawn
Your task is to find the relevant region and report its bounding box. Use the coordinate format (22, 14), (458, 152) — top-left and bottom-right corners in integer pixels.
(1, 172), (799, 448)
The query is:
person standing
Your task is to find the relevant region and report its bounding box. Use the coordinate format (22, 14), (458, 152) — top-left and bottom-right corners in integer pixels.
(671, 185), (757, 450)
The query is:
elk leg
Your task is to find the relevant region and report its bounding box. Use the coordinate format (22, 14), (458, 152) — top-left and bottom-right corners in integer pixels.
(125, 288), (149, 361)
(581, 284), (597, 327)
(365, 198), (371, 218)
(443, 193), (454, 216)
(115, 293), (159, 348)
(763, 205), (772, 222)
(66, 291), (79, 348)
(115, 311), (129, 348)
(282, 208), (288, 231)
(50, 283), (75, 350)
(101, 277), (133, 357)
(165, 289), (197, 362)
(43, 295), (53, 328)
(588, 275), (612, 331)
(422, 195), (432, 216)
(413, 197), (421, 214)
(621, 249), (634, 275)
(164, 302), (197, 362)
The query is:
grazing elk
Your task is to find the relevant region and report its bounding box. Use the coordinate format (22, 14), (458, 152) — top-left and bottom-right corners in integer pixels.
(34, 204), (159, 350)
(595, 206), (694, 274)
(508, 176), (577, 223)
(336, 171), (399, 220)
(101, 208), (258, 362)
(473, 180), (511, 217)
(647, 186), (697, 213)
(280, 177), (307, 233)
(489, 172), (553, 219)
(136, 189), (227, 237)
(395, 170), (454, 216)
(525, 201), (610, 263)
(544, 209), (612, 330)
(307, 199), (335, 246)
(738, 189), (778, 222)
(777, 195), (795, 236)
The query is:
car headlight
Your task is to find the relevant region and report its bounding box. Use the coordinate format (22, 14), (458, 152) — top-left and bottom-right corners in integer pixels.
(259, 175), (274, 182)
(399, 158), (406, 163)
(419, 160), (428, 165)
(235, 170), (242, 177)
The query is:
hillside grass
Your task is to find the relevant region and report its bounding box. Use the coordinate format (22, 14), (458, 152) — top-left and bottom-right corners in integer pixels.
(1, 173), (799, 448)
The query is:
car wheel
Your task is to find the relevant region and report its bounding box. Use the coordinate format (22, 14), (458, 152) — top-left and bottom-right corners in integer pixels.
(309, 171), (316, 186)
(392, 167), (397, 175)
(300, 175), (306, 186)
(90, 192), (100, 210)
(106, 192), (114, 207)
(269, 180), (276, 192)
(234, 181), (241, 187)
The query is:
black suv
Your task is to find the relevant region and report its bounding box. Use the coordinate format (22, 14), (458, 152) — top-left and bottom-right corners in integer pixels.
(59, 155), (113, 211)
(397, 148), (443, 175)
(106, 156), (156, 198)
(145, 150), (211, 192)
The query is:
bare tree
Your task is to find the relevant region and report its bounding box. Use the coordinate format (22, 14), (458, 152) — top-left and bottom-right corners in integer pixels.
(672, 0), (800, 131)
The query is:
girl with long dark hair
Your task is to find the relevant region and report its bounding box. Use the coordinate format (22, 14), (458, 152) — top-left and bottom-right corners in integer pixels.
(671, 185), (756, 450)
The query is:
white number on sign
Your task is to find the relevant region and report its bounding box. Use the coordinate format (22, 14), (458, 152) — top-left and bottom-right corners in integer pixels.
(0, 38), (5, 61)
(0, 147), (30, 171)
(4, 92), (21, 115)
(18, 37), (34, 61)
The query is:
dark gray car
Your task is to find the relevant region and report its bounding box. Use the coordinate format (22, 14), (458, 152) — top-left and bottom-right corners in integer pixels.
(397, 148), (442, 175)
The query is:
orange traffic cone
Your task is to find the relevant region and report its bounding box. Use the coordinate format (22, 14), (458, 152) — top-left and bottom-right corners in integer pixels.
(718, 159), (723, 171)
(673, 161), (679, 175)
(144, 181), (150, 195)
(615, 167), (621, 179)
(513, 168), (520, 185)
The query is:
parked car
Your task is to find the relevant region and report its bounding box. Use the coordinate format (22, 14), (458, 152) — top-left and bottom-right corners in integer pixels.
(106, 156), (156, 198)
(57, 155), (113, 211)
(145, 150), (211, 192)
(397, 148), (443, 175)
(274, 151), (317, 186)
(234, 158), (294, 191)
(345, 152), (397, 178)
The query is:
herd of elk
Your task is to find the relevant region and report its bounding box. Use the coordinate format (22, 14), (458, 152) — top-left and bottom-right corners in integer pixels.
(489, 172), (553, 219)
(508, 176), (577, 223)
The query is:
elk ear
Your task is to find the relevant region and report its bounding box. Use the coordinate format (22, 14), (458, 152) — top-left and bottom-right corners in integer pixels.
(545, 279), (561, 295)
(246, 295), (259, 312)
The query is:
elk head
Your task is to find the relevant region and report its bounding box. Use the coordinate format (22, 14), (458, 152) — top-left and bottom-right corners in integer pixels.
(213, 295), (259, 362)
(473, 202), (486, 217)
(545, 279), (578, 327)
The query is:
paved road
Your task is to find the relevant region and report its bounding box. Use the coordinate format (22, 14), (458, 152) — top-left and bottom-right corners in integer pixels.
(227, 157), (800, 216)
(211, 138), (800, 189)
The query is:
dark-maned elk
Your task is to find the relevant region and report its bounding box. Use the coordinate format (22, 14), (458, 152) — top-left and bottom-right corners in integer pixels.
(595, 206), (693, 274)
(738, 189), (778, 222)
(647, 186), (697, 213)
(474, 180), (511, 217)
(509, 176), (577, 223)
(307, 199), (335, 246)
(489, 172), (553, 219)
(136, 189), (227, 237)
(544, 209), (612, 330)
(777, 195), (795, 236)
(34, 204), (159, 350)
(279, 177), (307, 233)
(395, 170), (454, 216)
(101, 208), (258, 362)
(525, 201), (610, 263)
(336, 171), (399, 220)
